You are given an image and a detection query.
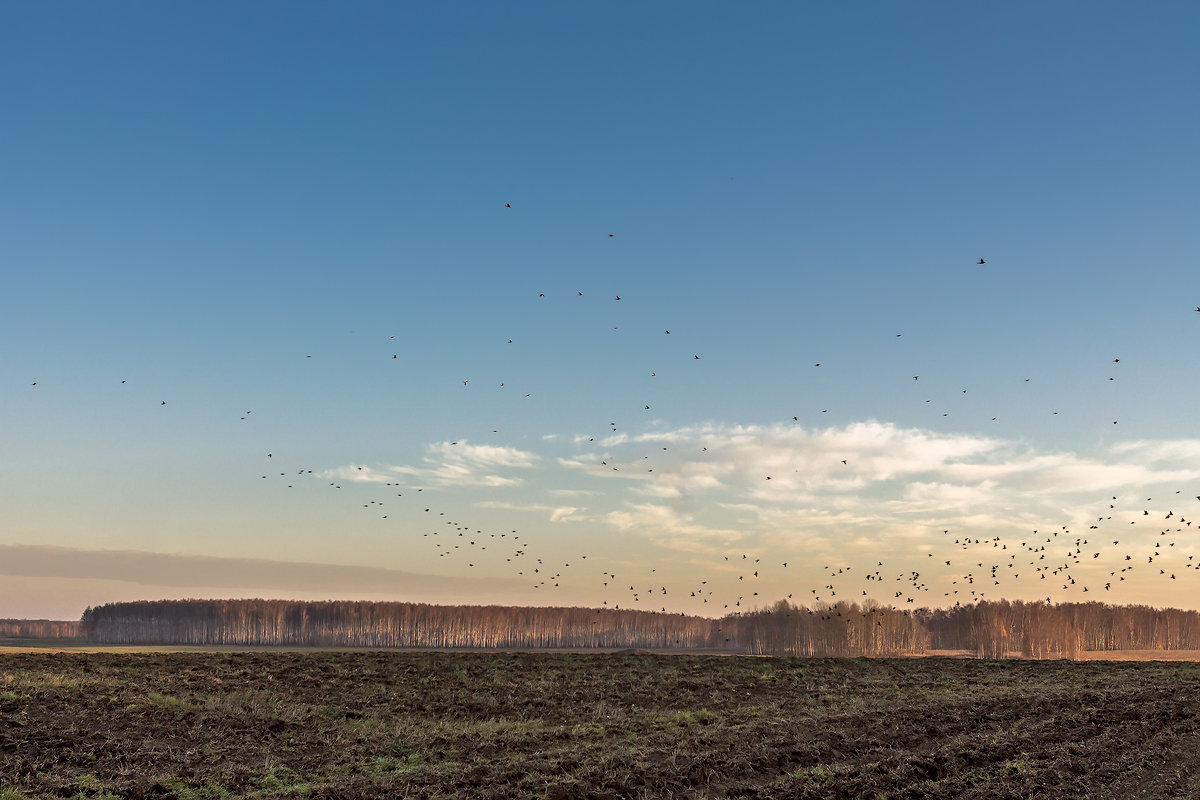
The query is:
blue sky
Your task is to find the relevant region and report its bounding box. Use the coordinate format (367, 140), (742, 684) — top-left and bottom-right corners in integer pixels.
(4, 2), (1200, 619)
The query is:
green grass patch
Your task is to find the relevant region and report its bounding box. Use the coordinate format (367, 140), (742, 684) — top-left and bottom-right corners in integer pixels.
(1002, 753), (1038, 775)
(250, 764), (313, 796)
(569, 721), (608, 739)
(161, 776), (233, 800)
(73, 773), (105, 791)
(147, 691), (191, 710)
(788, 764), (832, 784)
(364, 753), (426, 777)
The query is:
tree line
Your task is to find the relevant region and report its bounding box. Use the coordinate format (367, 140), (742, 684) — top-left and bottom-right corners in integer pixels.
(0, 619), (82, 639)
(921, 600), (1200, 658)
(71, 597), (1200, 658)
(80, 599), (717, 650)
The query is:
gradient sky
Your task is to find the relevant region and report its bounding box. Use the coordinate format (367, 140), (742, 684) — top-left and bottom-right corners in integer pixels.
(4, 2), (1200, 620)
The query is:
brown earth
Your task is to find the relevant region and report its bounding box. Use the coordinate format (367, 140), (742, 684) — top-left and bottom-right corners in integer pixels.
(2, 651), (1199, 799)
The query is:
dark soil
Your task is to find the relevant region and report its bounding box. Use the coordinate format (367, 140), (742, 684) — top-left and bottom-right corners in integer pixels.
(2, 651), (1199, 799)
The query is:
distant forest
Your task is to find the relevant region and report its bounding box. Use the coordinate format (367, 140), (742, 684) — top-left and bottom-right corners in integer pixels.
(53, 598), (1200, 658)
(0, 619), (81, 639)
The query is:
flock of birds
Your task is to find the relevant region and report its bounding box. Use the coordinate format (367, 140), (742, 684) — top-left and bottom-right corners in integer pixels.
(23, 205), (1200, 618)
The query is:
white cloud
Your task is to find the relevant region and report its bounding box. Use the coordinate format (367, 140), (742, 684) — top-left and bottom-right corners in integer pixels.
(476, 500), (588, 523)
(321, 465), (399, 483)
(1109, 439), (1200, 462)
(546, 488), (603, 497)
(325, 440), (539, 489)
(424, 441), (539, 469)
(550, 420), (1200, 559)
(605, 503), (743, 554)
(549, 506), (580, 522)
(890, 481), (1000, 513)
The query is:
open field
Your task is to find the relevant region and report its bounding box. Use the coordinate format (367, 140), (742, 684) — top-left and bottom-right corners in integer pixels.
(2, 652), (1200, 799)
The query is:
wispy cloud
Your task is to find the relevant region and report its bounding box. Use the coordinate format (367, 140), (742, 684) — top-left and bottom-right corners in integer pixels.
(324, 441), (540, 488)
(476, 500), (588, 523)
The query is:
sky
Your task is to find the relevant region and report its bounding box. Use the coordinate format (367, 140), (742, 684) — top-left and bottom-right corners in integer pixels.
(3, 2), (1200, 620)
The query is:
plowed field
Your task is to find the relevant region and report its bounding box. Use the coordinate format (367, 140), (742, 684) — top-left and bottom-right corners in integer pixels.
(2, 651), (1199, 799)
